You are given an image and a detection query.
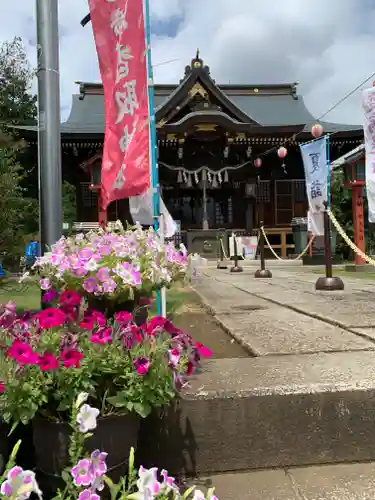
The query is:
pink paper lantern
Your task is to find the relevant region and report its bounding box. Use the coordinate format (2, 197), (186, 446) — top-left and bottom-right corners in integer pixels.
(254, 158), (262, 168)
(311, 123), (324, 138)
(277, 146), (287, 159)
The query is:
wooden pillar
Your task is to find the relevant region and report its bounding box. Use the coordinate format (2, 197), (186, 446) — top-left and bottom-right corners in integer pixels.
(352, 183), (365, 264)
(98, 190), (108, 228)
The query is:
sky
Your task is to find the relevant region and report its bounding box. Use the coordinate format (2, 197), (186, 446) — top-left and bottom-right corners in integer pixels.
(1, 0), (375, 125)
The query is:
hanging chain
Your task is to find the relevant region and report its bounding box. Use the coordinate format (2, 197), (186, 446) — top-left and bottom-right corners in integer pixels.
(260, 226), (315, 261)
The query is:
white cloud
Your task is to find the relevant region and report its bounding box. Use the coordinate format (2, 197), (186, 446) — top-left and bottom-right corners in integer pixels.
(1, 0), (374, 124)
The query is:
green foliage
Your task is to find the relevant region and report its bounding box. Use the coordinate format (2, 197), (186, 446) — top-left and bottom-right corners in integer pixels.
(0, 36), (37, 131)
(62, 181), (77, 226)
(0, 147), (32, 265)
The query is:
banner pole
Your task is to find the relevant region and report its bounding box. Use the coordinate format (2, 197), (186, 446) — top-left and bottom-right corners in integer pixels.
(144, 0), (162, 315)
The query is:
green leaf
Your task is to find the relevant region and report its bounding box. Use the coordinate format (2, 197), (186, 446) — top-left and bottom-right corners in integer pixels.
(133, 402), (151, 418)
(107, 395), (127, 408)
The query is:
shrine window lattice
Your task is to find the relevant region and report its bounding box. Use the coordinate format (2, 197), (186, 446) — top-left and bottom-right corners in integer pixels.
(256, 181), (270, 203)
(81, 182), (98, 208)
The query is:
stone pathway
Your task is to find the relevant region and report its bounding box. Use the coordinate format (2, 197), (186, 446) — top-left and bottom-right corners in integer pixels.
(204, 461), (375, 499)
(196, 267), (375, 355)
(189, 266), (375, 499)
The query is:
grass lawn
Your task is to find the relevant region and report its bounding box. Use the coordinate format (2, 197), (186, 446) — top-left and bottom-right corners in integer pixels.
(0, 279), (195, 316)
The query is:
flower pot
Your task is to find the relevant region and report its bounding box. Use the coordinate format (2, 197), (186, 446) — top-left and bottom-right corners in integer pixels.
(33, 413), (140, 496)
(87, 296), (149, 326)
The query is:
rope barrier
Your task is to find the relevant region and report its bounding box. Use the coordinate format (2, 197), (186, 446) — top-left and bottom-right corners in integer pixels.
(326, 208), (375, 266)
(260, 226), (315, 261)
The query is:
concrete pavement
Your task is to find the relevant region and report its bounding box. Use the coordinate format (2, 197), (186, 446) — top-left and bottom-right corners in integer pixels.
(204, 461), (375, 499)
(143, 266), (375, 497)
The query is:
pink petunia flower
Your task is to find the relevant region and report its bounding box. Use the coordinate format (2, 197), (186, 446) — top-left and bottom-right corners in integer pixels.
(96, 267), (110, 282)
(60, 290), (82, 307)
(0, 381), (6, 393)
(37, 308), (66, 329)
(71, 459), (94, 487)
(90, 327), (112, 345)
(146, 316), (167, 335)
(8, 341), (39, 365)
(38, 352), (59, 371)
(90, 449), (108, 476)
(168, 348), (181, 367)
(78, 490), (100, 500)
(134, 357), (150, 376)
(82, 277), (99, 294)
(60, 348), (84, 368)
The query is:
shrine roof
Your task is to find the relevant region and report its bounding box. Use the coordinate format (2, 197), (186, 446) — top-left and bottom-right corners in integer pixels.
(13, 52), (363, 138)
(331, 143), (365, 169)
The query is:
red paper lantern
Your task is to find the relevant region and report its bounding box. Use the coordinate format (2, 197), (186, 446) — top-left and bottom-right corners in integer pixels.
(277, 146), (287, 159)
(254, 158), (262, 168)
(311, 123), (324, 138)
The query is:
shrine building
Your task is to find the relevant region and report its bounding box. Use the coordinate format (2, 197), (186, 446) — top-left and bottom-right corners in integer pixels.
(17, 52), (363, 257)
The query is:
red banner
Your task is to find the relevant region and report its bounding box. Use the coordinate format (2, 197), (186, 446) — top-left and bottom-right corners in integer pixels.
(88, 0), (150, 210)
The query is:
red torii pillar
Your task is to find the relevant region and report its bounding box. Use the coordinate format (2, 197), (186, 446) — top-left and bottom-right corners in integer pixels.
(345, 171), (365, 265)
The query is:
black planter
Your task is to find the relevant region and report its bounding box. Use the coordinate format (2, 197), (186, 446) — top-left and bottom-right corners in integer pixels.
(33, 413), (140, 496)
(87, 297), (150, 326)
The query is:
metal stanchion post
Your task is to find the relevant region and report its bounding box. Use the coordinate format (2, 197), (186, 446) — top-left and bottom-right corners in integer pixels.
(254, 223), (272, 278)
(216, 232), (228, 269)
(315, 207), (344, 291)
(230, 232), (243, 273)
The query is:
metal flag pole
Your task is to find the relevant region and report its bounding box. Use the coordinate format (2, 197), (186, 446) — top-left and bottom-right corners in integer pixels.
(144, 0), (165, 316)
(36, 0), (63, 252)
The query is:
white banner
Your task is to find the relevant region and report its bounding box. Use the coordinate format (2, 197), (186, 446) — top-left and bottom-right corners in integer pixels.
(307, 210), (324, 236)
(129, 190), (177, 238)
(300, 136), (328, 213)
(362, 87), (375, 222)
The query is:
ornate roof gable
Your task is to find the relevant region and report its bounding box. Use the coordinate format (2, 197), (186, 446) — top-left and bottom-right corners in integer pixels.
(155, 50), (260, 126)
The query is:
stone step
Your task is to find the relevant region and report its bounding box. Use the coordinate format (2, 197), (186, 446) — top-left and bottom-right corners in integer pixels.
(139, 352), (375, 475)
(199, 461), (375, 499)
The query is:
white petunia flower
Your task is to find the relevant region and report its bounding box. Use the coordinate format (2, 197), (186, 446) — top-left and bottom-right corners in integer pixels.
(76, 404), (100, 433)
(75, 392), (89, 409)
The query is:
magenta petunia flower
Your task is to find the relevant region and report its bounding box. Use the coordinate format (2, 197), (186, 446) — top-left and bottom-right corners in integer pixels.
(80, 310), (106, 330)
(37, 308), (66, 329)
(195, 342), (213, 358)
(114, 311), (133, 324)
(147, 316), (167, 335)
(71, 459), (94, 487)
(8, 341), (39, 365)
(90, 449), (108, 476)
(40, 278), (51, 290)
(60, 290), (82, 307)
(90, 327), (112, 345)
(38, 352), (59, 371)
(134, 357), (150, 376)
(60, 348), (84, 368)
(42, 289), (58, 303)
(0, 381), (6, 393)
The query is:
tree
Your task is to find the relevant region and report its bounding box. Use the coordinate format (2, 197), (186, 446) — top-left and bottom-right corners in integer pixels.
(0, 37), (37, 131)
(0, 147), (35, 268)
